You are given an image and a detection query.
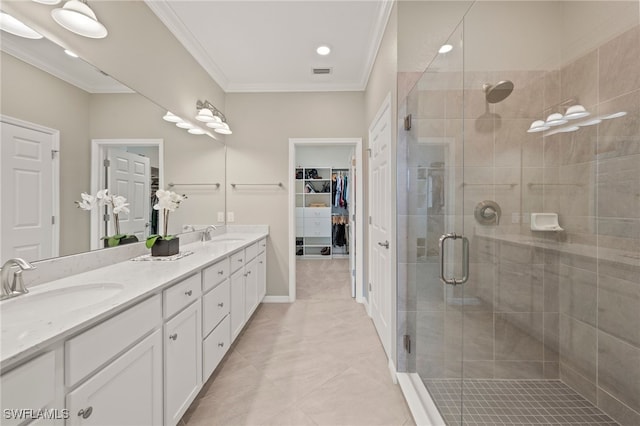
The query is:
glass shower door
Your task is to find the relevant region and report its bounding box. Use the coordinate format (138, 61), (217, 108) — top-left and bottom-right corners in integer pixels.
(403, 23), (468, 426)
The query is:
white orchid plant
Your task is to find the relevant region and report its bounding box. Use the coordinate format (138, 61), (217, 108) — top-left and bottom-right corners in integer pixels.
(76, 189), (133, 247)
(146, 189), (186, 249)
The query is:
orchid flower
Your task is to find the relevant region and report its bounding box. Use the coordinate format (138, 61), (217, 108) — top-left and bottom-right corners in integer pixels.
(75, 192), (97, 210)
(151, 189), (186, 240)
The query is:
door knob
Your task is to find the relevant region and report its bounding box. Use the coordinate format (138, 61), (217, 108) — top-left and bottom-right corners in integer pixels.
(378, 240), (389, 249)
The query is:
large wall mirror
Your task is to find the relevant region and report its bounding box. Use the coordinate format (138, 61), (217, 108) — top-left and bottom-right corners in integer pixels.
(0, 26), (226, 264)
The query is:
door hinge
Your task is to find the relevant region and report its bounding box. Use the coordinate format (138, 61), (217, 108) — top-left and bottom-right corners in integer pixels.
(404, 114), (412, 131)
(403, 334), (412, 353)
(51, 149), (59, 159)
(366, 148), (372, 158)
(368, 216), (372, 225)
(103, 214), (110, 222)
(51, 216), (55, 225)
(368, 282), (372, 292)
(103, 159), (110, 167)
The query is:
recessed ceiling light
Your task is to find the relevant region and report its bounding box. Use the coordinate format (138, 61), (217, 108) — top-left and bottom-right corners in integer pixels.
(438, 44), (453, 54)
(64, 49), (79, 58)
(316, 45), (331, 56)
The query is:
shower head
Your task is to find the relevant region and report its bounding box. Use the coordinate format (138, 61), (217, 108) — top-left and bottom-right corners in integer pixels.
(483, 80), (514, 103)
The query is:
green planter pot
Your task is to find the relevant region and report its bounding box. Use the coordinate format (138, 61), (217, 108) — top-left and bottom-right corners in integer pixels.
(103, 235), (139, 248)
(151, 237), (180, 257)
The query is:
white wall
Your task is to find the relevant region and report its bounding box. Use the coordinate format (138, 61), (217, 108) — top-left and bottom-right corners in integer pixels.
(225, 92), (365, 296)
(296, 146), (354, 169)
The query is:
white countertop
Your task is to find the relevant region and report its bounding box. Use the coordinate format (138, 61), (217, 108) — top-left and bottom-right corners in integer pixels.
(0, 231), (267, 371)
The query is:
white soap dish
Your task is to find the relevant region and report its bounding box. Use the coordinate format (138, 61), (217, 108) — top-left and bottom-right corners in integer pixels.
(531, 213), (564, 231)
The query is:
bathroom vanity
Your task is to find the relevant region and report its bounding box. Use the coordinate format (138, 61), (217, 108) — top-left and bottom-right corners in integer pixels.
(0, 229), (268, 426)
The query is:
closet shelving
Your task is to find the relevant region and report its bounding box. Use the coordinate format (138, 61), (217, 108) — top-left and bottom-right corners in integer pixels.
(296, 167), (331, 257)
(295, 167), (349, 258)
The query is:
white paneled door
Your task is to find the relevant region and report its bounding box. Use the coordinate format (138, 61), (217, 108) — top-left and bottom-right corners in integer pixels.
(368, 97), (392, 358)
(107, 148), (150, 241)
(0, 120), (57, 263)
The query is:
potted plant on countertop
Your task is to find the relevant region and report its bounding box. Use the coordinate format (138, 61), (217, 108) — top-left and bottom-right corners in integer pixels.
(76, 189), (138, 247)
(146, 189), (186, 256)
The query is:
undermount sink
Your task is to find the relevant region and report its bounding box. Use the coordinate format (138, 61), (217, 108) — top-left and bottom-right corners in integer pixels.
(0, 283), (124, 325)
(210, 237), (246, 243)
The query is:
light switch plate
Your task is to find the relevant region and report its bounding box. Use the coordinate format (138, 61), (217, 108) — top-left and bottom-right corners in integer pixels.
(217, 211), (224, 222)
(227, 212), (235, 222)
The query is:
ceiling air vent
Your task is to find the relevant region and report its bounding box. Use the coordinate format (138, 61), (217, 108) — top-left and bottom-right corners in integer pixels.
(312, 67), (332, 75)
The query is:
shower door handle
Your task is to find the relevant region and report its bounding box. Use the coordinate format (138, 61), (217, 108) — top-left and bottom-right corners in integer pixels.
(439, 233), (470, 286)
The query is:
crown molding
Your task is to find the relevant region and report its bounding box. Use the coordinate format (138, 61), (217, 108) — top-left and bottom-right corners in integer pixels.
(145, 0), (230, 91)
(360, 0), (395, 90)
(1, 39), (132, 94)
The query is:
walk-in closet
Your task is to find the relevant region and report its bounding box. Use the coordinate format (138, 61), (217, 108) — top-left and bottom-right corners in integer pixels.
(294, 146), (354, 259)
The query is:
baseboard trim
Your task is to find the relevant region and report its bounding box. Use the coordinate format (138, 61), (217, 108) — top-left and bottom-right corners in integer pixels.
(262, 296), (291, 303)
(396, 373), (445, 426)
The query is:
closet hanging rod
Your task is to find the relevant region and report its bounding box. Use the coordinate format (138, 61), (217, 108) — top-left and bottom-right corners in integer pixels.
(231, 182), (284, 188)
(168, 182), (220, 188)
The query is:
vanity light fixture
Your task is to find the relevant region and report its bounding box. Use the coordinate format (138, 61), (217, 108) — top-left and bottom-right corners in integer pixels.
(163, 111), (182, 123)
(188, 128), (205, 135)
(51, 0), (107, 39)
(33, 0), (62, 4)
(0, 12), (43, 39)
(528, 103), (627, 136)
(176, 121), (194, 130)
(196, 100), (232, 135)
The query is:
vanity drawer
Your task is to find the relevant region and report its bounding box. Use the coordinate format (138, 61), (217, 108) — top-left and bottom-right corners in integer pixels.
(202, 315), (230, 381)
(65, 294), (161, 387)
(1, 350), (58, 426)
(245, 242), (259, 262)
(202, 280), (230, 336)
(258, 238), (267, 253)
(230, 251), (245, 272)
(164, 273), (202, 319)
(202, 258), (230, 293)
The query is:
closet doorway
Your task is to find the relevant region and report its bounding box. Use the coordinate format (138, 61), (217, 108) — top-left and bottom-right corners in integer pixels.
(288, 138), (364, 303)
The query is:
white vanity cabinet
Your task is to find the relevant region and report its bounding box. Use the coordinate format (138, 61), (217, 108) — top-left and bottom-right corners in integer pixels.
(229, 250), (246, 341)
(64, 295), (163, 426)
(66, 330), (163, 426)
(163, 275), (202, 426)
(202, 259), (231, 381)
(257, 238), (267, 301)
(1, 349), (63, 426)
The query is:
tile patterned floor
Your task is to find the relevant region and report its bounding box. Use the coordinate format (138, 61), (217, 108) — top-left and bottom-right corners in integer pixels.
(425, 379), (619, 426)
(181, 259), (414, 426)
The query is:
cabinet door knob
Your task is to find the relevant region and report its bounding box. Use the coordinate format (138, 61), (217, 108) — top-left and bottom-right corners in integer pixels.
(237, 259), (243, 263)
(218, 342), (225, 348)
(185, 290), (193, 296)
(169, 333), (178, 341)
(259, 261), (263, 264)
(218, 302), (224, 307)
(218, 270), (224, 275)
(78, 407), (93, 419)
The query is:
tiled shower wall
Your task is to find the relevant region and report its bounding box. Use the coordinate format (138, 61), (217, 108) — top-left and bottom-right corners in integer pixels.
(397, 22), (640, 426)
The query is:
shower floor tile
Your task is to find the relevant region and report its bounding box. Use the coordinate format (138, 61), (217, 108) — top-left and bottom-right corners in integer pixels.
(424, 379), (619, 425)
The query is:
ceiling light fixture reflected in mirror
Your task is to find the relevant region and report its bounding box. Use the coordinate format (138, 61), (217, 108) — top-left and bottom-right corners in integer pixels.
(32, 0), (62, 4)
(51, 0), (107, 39)
(438, 44), (453, 54)
(64, 49), (79, 58)
(316, 45), (331, 55)
(0, 12), (43, 39)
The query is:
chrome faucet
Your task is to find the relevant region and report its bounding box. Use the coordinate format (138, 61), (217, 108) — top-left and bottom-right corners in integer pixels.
(201, 225), (217, 242)
(1, 258), (36, 300)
